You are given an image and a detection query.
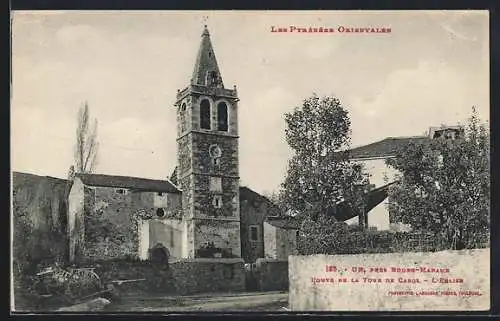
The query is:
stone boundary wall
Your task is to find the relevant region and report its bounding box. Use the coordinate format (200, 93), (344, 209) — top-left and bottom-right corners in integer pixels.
(88, 258), (245, 296)
(255, 259), (288, 292)
(170, 258), (245, 295)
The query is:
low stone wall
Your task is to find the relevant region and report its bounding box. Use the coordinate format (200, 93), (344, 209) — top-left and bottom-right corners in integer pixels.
(289, 248), (490, 311)
(88, 258), (245, 296)
(170, 258), (245, 295)
(92, 260), (174, 294)
(255, 259), (288, 292)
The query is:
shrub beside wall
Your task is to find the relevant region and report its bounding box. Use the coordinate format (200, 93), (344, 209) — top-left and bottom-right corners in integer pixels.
(299, 229), (490, 256)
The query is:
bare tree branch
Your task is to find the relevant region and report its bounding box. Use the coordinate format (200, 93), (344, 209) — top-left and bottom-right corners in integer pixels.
(74, 101), (99, 173)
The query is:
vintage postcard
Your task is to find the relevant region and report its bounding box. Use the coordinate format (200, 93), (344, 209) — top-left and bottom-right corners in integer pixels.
(10, 10), (490, 313)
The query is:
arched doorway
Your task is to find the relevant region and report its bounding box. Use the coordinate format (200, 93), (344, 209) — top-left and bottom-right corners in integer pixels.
(149, 244), (170, 265)
(147, 244), (172, 293)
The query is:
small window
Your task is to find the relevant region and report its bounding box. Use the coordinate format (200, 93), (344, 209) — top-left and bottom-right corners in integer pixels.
(116, 188), (127, 195)
(156, 208), (165, 218)
(213, 195), (223, 208)
(249, 225), (259, 241)
(158, 192), (163, 196)
(296, 230), (300, 240)
(212, 158), (220, 166)
(181, 103), (186, 112)
(209, 177), (222, 193)
(207, 71), (220, 86)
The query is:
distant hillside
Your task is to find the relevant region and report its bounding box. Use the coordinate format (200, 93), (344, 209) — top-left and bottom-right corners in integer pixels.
(12, 172), (70, 277)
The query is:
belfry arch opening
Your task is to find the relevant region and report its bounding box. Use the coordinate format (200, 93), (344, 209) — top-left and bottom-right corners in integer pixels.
(217, 102), (228, 132)
(200, 99), (211, 130)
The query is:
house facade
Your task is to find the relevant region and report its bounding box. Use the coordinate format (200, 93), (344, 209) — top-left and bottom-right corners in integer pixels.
(344, 126), (465, 231)
(263, 217), (300, 260)
(67, 26), (298, 264)
(67, 173), (183, 262)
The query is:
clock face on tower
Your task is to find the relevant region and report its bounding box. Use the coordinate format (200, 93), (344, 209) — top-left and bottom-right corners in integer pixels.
(209, 144), (222, 158)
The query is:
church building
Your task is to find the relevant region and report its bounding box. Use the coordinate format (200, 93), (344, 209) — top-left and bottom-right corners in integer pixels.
(67, 26), (299, 264)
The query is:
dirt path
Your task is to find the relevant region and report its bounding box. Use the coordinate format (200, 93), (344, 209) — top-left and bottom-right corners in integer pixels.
(105, 291), (289, 312)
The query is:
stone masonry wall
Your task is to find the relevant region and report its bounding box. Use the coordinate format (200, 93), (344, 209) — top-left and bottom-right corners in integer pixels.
(82, 186), (139, 260)
(80, 186), (182, 262)
(240, 196), (267, 262)
(170, 258), (245, 295)
(194, 219), (242, 258)
(193, 175), (239, 218)
(92, 258), (245, 296)
(255, 259), (289, 292)
(177, 135), (192, 177)
(191, 132), (238, 178)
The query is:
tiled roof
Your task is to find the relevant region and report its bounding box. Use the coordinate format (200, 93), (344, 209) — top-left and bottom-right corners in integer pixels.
(76, 173), (181, 193)
(169, 166), (178, 185)
(347, 136), (429, 159)
(328, 181), (398, 221)
(12, 171), (67, 185)
(239, 186), (283, 216)
(265, 216), (301, 230)
(239, 186), (268, 204)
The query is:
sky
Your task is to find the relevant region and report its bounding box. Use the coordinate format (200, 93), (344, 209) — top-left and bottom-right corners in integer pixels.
(11, 10), (489, 198)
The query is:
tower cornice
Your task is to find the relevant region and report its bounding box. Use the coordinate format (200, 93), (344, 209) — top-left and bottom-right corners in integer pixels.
(176, 130), (239, 140)
(175, 85), (239, 105)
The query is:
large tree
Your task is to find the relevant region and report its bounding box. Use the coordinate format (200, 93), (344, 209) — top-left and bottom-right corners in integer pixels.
(74, 102), (99, 173)
(386, 107), (490, 250)
(280, 94), (370, 224)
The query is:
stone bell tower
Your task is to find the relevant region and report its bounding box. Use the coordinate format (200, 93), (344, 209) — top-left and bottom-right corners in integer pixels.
(175, 26), (241, 258)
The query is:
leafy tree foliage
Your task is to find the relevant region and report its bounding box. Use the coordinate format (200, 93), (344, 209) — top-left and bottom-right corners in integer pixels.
(386, 107), (489, 250)
(280, 94), (370, 222)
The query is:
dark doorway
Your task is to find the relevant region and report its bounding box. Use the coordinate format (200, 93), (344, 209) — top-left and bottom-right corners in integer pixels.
(244, 263), (259, 292)
(149, 244), (169, 266)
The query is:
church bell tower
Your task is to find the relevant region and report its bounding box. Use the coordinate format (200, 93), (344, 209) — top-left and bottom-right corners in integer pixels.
(175, 26), (241, 258)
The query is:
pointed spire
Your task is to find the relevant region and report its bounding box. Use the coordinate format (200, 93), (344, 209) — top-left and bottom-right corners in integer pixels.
(191, 25), (224, 88)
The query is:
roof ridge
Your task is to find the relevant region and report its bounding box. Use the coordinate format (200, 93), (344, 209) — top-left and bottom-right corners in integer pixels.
(76, 172), (181, 193)
(384, 135), (427, 139)
(77, 172), (170, 182)
(349, 135), (428, 150)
